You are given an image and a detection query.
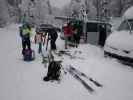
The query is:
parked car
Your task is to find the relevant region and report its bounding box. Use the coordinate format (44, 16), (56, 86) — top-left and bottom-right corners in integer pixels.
(104, 6), (133, 65)
(36, 24), (54, 33)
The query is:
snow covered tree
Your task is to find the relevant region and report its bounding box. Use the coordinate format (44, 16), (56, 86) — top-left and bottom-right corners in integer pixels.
(83, 0), (97, 18)
(70, 0), (81, 18)
(61, 4), (72, 17)
(61, 0), (97, 20)
(19, 0), (53, 26)
(0, 0), (9, 27)
(107, 0), (133, 17)
(93, 0), (110, 19)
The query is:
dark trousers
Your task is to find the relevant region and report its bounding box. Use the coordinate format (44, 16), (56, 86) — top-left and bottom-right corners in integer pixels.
(73, 34), (80, 47)
(22, 38), (31, 54)
(73, 34), (80, 44)
(51, 39), (56, 50)
(99, 33), (106, 47)
(38, 43), (42, 53)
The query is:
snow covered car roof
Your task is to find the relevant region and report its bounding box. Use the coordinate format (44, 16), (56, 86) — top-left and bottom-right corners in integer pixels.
(123, 6), (133, 20)
(105, 18), (133, 51)
(105, 30), (133, 51)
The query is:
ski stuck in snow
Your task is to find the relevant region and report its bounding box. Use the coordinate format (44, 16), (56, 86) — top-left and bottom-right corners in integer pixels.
(68, 65), (103, 88)
(66, 66), (95, 93)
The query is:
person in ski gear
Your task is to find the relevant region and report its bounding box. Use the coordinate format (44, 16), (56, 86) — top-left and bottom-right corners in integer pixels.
(34, 30), (46, 54)
(47, 28), (58, 50)
(72, 22), (82, 48)
(63, 23), (73, 49)
(23, 48), (35, 61)
(43, 60), (62, 81)
(19, 23), (32, 55)
(72, 28), (79, 47)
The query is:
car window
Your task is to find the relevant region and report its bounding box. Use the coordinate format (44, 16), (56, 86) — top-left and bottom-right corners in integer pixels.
(86, 23), (98, 32)
(117, 19), (133, 31)
(117, 20), (129, 31)
(128, 19), (133, 30)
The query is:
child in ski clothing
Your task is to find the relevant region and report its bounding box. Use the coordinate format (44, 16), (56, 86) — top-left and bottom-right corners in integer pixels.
(20, 24), (32, 55)
(72, 22), (82, 48)
(63, 23), (73, 49)
(34, 31), (46, 53)
(72, 28), (78, 47)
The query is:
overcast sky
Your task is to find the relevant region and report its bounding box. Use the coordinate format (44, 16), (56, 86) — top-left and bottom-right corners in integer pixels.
(50, 0), (70, 8)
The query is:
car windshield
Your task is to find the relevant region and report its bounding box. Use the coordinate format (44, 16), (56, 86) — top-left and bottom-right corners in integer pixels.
(117, 19), (133, 31)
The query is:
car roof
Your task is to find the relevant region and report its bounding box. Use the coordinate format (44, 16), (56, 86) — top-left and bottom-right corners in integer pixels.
(70, 19), (111, 26)
(123, 6), (133, 20)
(86, 20), (111, 25)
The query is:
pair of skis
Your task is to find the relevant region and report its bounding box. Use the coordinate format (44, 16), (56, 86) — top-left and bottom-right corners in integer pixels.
(66, 65), (103, 94)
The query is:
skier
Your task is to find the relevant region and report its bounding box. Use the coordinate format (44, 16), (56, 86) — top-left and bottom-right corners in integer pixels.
(19, 23), (32, 55)
(72, 22), (82, 48)
(63, 23), (73, 49)
(47, 28), (58, 50)
(34, 30), (46, 54)
(72, 28), (79, 47)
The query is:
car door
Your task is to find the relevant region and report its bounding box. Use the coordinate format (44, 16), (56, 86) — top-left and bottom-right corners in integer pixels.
(85, 22), (99, 45)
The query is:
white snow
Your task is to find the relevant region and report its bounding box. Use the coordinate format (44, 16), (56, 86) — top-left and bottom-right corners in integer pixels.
(123, 6), (133, 20)
(109, 17), (122, 31)
(106, 30), (133, 51)
(0, 24), (133, 100)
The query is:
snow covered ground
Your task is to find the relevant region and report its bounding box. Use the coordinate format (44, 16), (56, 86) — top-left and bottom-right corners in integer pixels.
(0, 24), (133, 100)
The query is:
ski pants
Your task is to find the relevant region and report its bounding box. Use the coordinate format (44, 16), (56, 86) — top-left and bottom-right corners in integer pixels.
(51, 39), (56, 50)
(38, 42), (42, 53)
(22, 38), (31, 54)
(65, 36), (71, 48)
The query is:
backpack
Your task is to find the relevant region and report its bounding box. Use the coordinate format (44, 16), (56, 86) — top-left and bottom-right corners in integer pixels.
(23, 49), (35, 61)
(43, 61), (62, 81)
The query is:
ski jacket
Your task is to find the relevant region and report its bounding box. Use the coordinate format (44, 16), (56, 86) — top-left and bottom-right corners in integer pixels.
(20, 27), (32, 40)
(63, 26), (72, 37)
(34, 32), (45, 43)
(48, 29), (58, 41)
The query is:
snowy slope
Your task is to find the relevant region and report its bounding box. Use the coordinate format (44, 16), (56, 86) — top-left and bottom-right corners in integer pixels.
(0, 24), (133, 100)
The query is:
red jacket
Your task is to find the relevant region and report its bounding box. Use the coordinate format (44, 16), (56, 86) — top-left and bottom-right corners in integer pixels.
(63, 26), (72, 37)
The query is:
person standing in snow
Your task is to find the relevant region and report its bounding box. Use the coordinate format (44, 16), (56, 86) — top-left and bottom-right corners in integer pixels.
(34, 30), (46, 54)
(72, 21), (82, 48)
(63, 23), (73, 49)
(72, 27), (79, 48)
(47, 28), (58, 50)
(19, 23), (32, 55)
(98, 24), (107, 47)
